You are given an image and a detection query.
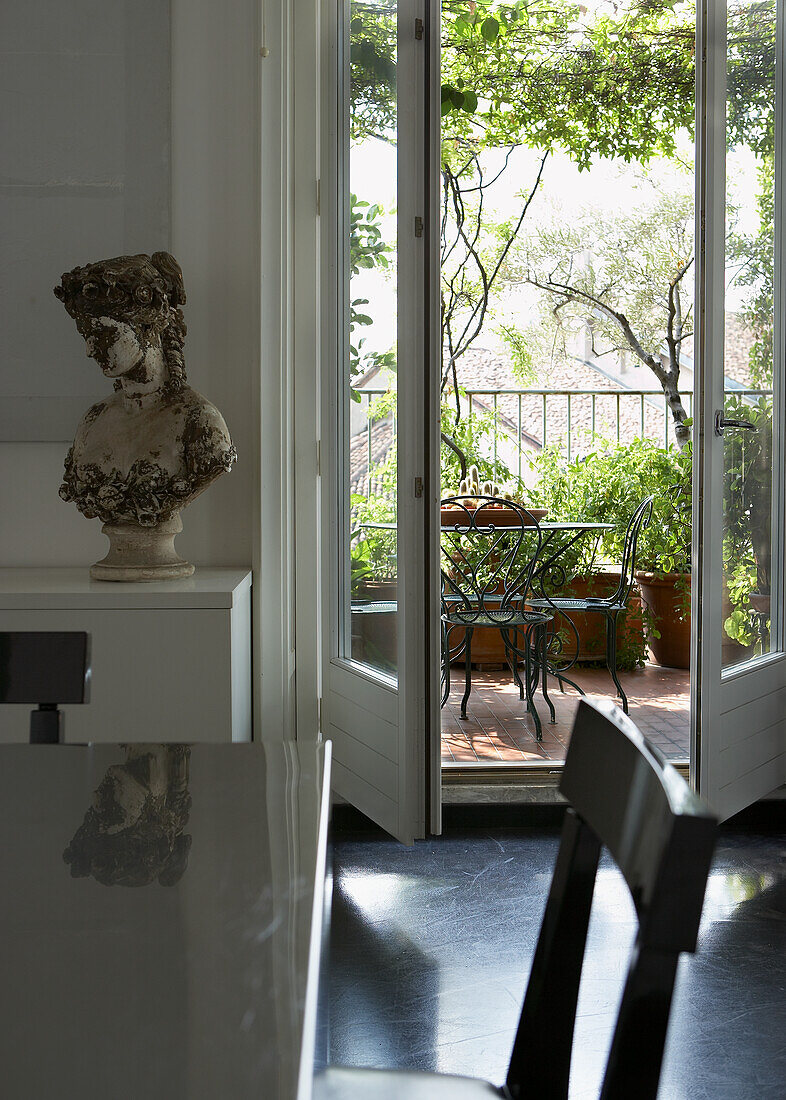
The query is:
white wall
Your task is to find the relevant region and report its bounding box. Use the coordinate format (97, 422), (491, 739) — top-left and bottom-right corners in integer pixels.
(169, 0), (260, 571)
(0, 0), (260, 572)
(0, 0), (322, 739)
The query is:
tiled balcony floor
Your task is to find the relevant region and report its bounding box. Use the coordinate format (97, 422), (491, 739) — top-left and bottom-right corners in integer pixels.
(441, 663), (690, 764)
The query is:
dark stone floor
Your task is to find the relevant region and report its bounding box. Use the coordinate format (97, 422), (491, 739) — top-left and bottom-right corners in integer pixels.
(325, 811), (786, 1099)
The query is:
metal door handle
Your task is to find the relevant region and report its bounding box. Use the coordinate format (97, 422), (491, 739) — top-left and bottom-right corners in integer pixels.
(715, 410), (757, 436)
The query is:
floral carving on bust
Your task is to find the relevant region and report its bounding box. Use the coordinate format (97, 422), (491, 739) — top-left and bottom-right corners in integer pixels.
(54, 252), (237, 579)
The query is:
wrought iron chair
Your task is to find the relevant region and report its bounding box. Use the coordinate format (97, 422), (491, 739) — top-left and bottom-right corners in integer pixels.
(527, 496), (654, 713)
(315, 696), (718, 1100)
(440, 496), (553, 740)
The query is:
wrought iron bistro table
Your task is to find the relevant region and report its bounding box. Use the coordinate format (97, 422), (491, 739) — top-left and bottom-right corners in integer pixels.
(358, 518), (613, 569)
(0, 739), (331, 1100)
(439, 513), (614, 610)
(528, 520), (614, 584)
(354, 516), (614, 708)
(439, 514), (614, 727)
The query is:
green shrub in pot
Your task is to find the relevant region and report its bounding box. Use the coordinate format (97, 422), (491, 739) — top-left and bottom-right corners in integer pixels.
(528, 435), (692, 666)
(529, 435), (691, 577)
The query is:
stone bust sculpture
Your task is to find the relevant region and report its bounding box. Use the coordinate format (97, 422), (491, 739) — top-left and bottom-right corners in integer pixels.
(54, 252), (236, 579)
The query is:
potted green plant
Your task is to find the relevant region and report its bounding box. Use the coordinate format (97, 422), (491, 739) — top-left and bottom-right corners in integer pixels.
(529, 436), (693, 668)
(528, 438), (680, 669)
(633, 461), (692, 669)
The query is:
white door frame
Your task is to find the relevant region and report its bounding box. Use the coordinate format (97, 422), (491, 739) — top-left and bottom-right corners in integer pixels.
(315, 0), (440, 841)
(694, 0), (786, 817)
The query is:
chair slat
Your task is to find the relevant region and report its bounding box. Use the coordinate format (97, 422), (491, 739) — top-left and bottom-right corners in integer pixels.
(506, 810), (601, 1100)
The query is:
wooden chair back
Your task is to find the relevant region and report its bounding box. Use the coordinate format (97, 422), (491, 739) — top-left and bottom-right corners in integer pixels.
(506, 697), (716, 1100)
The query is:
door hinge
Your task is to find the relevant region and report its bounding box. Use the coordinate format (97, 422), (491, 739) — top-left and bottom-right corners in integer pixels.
(415, 18), (424, 39)
(318, 698), (323, 731)
(414, 476), (424, 498)
(414, 216), (424, 238)
(316, 439), (321, 476)
(316, 178), (321, 217)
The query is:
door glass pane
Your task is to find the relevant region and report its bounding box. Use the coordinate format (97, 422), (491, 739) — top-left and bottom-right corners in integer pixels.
(342, 2), (398, 676)
(723, 0), (777, 668)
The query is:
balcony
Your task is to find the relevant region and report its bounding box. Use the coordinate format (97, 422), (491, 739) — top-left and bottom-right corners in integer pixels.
(442, 665), (690, 767)
(350, 381), (770, 767)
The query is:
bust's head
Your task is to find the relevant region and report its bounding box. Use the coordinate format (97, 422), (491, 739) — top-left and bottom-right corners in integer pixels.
(54, 252), (188, 393)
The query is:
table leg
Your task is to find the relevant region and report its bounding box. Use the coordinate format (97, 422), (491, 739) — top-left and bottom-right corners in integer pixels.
(461, 627), (474, 719)
(539, 625), (556, 724)
(504, 626), (542, 742)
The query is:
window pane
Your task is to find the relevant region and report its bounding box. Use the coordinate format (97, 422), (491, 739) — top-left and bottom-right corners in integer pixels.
(722, 0), (777, 668)
(343, 2), (398, 676)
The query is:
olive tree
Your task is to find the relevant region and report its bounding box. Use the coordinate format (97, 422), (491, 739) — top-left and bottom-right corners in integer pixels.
(509, 189), (695, 447)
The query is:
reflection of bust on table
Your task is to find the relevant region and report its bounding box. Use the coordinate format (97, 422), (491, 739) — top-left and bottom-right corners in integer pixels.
(63, 745), (192, 888)
(54, 252), (237, 579)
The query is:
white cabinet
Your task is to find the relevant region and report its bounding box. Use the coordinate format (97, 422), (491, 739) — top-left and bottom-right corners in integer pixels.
(0, 569), (252, 744)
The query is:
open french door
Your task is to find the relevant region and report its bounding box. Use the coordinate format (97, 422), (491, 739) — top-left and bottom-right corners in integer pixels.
(320, 1), (441, 843)
(695, 0), (786, 818)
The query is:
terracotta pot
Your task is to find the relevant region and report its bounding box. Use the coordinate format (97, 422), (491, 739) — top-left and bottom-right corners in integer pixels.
(448, 612), (535, 667)
(635, 571), (691, 669)
(440, 506), (548, 527)
(355, 579), (397, 602)
(448, 573), (644, 668)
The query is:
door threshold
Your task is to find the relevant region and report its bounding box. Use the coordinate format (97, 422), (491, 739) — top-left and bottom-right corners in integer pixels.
(442, 762), (563, 805)
(442, 760), (689, 804)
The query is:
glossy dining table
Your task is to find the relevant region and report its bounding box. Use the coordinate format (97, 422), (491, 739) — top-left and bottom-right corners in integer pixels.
(0, 738), (331, 1100)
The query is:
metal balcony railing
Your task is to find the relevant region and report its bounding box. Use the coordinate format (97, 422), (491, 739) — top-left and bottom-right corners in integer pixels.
(353, 386), (772, 495)
(459, 387), (692, 475)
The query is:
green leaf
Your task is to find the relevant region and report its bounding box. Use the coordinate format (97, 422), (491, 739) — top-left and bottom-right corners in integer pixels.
(450, 87), (465, 109)
(461, 89), (478, 113)
(481, 16), (499, 43)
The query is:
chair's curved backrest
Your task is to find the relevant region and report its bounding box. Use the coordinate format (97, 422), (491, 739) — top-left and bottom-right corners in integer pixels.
(609, 495), (654, 606)
(506, 697), (716, 1100)
(440, 496), (544, 620)
(561, 697), (715, 949)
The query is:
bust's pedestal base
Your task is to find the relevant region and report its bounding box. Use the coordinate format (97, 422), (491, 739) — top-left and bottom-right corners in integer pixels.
(91, 514), (194, 581)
